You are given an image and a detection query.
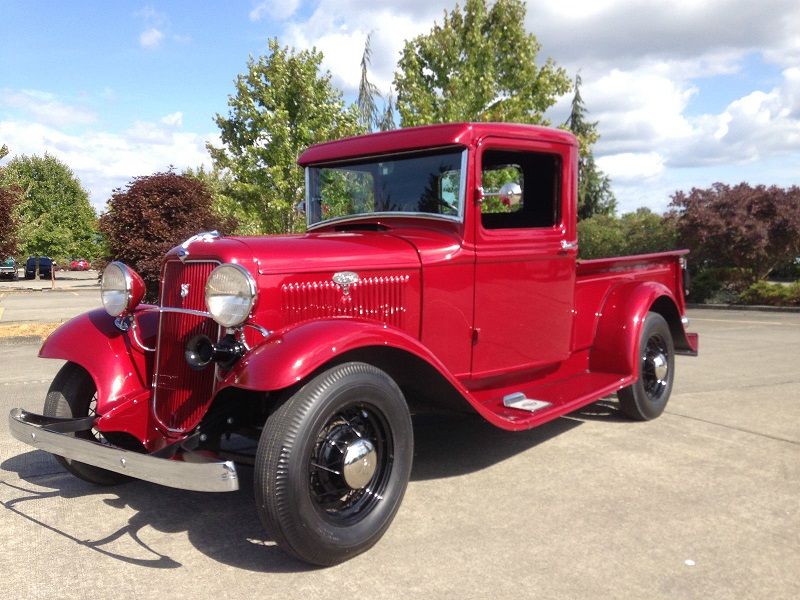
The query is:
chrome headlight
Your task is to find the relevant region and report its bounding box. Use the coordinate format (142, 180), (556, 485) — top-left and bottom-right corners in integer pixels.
(101, 262), (145, 317)
(205, 264), (257, 328)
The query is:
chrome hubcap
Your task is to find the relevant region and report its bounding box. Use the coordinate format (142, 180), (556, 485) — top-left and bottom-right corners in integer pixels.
(642, 334), (670, 401)
(651, 352), (668, 384)
(342, 438), (377, 489)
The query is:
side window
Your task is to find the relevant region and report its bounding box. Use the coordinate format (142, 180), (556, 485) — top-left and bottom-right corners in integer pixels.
(480, 149), (561, 229)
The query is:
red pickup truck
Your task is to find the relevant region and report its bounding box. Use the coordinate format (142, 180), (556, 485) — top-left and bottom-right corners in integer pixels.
(9, 122), (698, 565)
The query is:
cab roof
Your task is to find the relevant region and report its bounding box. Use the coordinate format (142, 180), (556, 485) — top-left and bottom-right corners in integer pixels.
(297, 122), (577, 166)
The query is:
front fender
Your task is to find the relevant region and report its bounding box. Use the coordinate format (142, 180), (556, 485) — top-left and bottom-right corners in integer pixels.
(590, 282), (682, 377)
(220, 319), (455, 393)
(39, 307), (158, 414)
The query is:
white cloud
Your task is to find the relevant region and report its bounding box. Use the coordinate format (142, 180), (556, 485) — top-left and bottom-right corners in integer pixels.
(281, 2), (444, 94)
(1, 89), (96, 127)
(598, 152), (665, 182)
(250, 0), (300, 22)
(160, 111), (184, 127)
(139, 27), (165, 49)
(0, 117), (214, 212)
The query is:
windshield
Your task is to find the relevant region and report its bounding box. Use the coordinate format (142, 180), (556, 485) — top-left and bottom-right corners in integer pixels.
(2, 258), (14, 267)
(306, 148), (466, 227)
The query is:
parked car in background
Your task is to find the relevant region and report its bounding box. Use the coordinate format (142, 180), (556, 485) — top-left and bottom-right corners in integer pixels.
(0, 257), (18, 280)
(70, 258), (90, 271)
(38, 257), (54, 279)
(24, 256), (37, 279)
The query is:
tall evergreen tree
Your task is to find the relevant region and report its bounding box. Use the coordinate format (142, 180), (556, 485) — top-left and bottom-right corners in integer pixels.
(357, 33), (381, 132)
(357, 33), (396, 132)
(564, 74), (617, 220)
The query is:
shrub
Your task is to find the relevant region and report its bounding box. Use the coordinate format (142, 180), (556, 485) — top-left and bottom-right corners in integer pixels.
(738, 281), (800, 306)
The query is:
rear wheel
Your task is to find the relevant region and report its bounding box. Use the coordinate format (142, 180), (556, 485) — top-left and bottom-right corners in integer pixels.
(255, 362), (413, 566)
(618, 312), (675, 421)
(43, 362), (129, 485)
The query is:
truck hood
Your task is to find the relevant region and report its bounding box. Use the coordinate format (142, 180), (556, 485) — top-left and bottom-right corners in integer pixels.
(169, 231), (422, 275)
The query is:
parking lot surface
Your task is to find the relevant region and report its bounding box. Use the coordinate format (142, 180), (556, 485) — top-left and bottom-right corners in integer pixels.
(0, 309), (798, 599)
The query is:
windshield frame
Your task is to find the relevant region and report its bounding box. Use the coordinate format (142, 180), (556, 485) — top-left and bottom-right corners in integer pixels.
(304, 147), (468, 231)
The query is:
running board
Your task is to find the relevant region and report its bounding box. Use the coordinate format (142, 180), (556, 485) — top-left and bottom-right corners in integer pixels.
(470, 371), (635, 431)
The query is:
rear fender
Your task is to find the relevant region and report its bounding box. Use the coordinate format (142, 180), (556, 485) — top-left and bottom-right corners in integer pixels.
(590, 282), (693, 377)
(39, 307), (157, 417)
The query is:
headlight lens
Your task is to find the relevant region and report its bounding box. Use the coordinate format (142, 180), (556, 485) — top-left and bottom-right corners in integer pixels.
(205, 264), (256, 328)
(100, 261), (133, 317)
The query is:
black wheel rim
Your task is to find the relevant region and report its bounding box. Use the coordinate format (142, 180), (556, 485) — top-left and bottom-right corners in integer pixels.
(642, 333), (670, 402)
(308, 403), (393, 525)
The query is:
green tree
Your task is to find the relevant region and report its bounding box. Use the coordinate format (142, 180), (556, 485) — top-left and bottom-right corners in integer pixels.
(394, 0), (571, 126)
(0, 154), (101, 259)
(578, 208), (677, 259)
(0, 144), (8, 161)
(564, 74), (616, 220)
(99, 171), (235, 301)
(357, 33), (397, 132)
(208, 38), (361, 234)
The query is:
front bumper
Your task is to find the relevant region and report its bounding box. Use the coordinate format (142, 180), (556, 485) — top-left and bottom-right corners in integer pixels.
(8, 408), (239, 492)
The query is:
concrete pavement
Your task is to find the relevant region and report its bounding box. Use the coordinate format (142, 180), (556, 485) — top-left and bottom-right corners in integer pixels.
(0, 309), (798, 599)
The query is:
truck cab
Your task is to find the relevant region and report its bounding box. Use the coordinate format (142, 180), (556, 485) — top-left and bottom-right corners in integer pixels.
(9, 123), (698, 566)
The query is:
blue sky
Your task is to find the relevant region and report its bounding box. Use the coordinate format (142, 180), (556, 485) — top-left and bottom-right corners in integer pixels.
(1, 0), (799, 215)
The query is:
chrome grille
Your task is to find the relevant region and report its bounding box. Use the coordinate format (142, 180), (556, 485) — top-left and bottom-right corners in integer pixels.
(153, 260), (218, 432)
(281, 275), (409, 328)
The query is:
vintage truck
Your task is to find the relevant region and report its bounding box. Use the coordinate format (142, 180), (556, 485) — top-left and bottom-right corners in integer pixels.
(9, 122), (698, 565)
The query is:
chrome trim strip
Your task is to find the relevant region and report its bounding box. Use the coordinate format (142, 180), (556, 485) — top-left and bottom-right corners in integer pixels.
(8, 408), (239, 493)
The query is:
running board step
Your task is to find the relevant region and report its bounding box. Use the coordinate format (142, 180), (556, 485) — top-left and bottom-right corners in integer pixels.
(502, 393), (552, 413)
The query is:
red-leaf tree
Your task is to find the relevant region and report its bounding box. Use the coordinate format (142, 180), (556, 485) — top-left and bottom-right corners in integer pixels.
(0, 183), (21, 258)
(670, 183), (800, 281)
(99, 171), (235, 301)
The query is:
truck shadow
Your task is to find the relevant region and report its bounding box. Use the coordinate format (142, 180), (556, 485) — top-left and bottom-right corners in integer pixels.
(0, 407), (602, 573)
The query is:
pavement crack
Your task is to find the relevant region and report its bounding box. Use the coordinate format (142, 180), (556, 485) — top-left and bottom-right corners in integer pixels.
(664, 410), (799, 445)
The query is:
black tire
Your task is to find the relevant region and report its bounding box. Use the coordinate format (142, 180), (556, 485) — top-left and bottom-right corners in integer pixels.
(255, 362), (413, 566)
(43, 362), (130, 485)
(618, 312), (675, 421)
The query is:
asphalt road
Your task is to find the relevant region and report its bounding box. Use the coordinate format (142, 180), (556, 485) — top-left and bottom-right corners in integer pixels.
(0, 272), (101, 324)
(1, 309), (798, 599)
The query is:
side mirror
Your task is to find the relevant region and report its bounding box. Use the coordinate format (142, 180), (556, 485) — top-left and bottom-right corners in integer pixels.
(499, 182), (522, 208)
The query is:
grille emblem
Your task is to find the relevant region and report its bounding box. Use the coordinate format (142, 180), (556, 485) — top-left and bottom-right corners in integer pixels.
(180, 283), (190, 299)
(332, 271), (359, 296)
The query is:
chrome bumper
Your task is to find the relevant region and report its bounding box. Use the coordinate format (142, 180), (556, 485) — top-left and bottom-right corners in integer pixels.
(8, 408), (239, 493)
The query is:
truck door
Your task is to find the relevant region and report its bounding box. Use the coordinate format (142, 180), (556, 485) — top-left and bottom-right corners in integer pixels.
(471, 139), (577, 377)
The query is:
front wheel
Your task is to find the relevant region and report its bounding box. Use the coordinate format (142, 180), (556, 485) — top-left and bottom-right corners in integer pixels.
(43, 362), (130, 485)
(255, 362), (413, 566)
(618, 312), (675, 421)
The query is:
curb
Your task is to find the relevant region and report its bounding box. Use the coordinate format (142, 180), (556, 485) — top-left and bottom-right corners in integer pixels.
(687, 303), (800, 313)
(0, 335), (43, 347)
